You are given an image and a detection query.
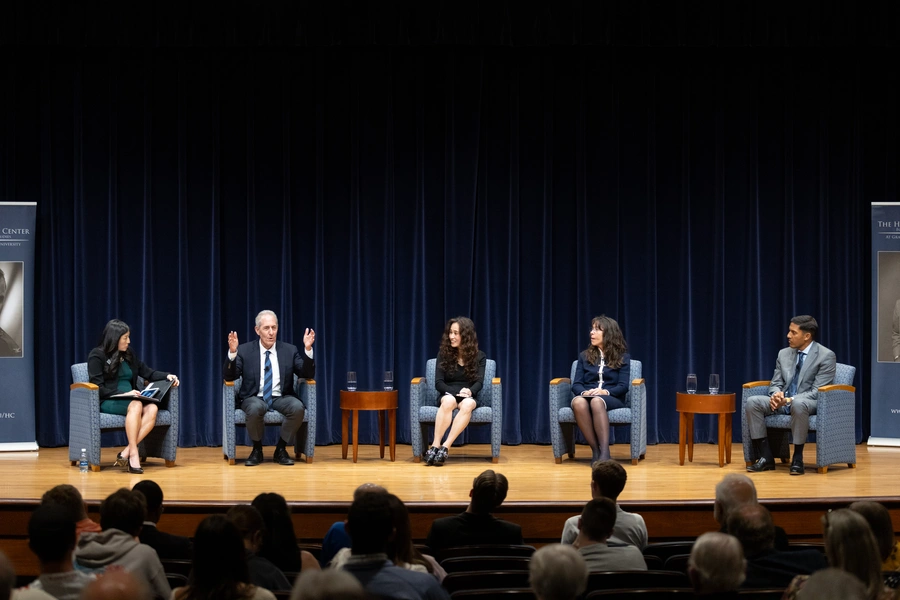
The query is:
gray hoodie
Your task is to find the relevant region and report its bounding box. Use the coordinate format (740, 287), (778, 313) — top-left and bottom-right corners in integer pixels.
(74, 528), (171, 599)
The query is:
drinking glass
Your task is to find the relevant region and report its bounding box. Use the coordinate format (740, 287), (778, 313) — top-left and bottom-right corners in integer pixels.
(686, 374), (698, 394)
(383, 371), (394, 391)
(709, 374), (720, 395)
(347, 371), (357, 392)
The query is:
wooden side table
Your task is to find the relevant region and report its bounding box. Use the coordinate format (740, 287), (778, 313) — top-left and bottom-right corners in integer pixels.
(340, 390), (399, 463)
(676, 392), (735, 468)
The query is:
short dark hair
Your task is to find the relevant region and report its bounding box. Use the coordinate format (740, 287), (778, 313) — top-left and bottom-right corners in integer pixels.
(790, 315), (819, 340)
(28, 504), (76, 563)
(470, 470), (509, 514)
(849, 501), (895, 562)
(579, 498), (617, 542)
(40, 484), (88, 522)
(727, 504), (775, 557)
(132, 481), (163, 514)
(347, 492), (393, 555)
(99, 488), (146, 536)
(591, 460), (627, 500)
(226, 505), (266, 541)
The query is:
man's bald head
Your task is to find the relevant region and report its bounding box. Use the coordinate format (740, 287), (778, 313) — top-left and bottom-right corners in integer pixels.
(715, 474), (758, 526)
(353, 483), (387, 500)
(78, 570), (150, 600)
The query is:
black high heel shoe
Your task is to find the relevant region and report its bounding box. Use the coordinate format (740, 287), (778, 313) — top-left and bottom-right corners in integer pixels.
(127, 457), (144, 474)
(114, 452), (127, 468)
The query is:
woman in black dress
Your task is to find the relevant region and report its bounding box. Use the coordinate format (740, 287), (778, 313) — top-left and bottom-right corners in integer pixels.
(86, 319), (179, 473)
(423, 316), (487, 466)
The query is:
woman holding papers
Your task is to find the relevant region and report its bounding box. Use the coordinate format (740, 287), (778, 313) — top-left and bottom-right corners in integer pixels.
(87, 319), (179, 473)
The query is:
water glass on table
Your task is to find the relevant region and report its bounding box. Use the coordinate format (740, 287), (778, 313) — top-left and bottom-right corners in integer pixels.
(686, 373), (698, 394)
(347, 371), (357, 392)
(709, 373), (719, 394)
(383, 371), (393, 391)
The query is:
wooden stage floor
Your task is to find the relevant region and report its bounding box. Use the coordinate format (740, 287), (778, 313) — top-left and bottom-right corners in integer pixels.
(2, 442), (898, 505)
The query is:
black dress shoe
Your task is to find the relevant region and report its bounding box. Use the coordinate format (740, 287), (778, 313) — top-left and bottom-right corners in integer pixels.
(433, 446), (449, 467)
(423, 446), (438, 466)
(746, 457), (775, 472)
(790, 461), (805, 475)
(244, 447), (264, 467)
(127, 464), (144, 475)
(273, 447), (295, 466)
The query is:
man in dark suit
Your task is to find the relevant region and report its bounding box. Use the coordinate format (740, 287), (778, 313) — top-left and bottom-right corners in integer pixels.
(224, 310), (316, 466)
(132, 480), (192, 560)
(745, 315), (836, 475)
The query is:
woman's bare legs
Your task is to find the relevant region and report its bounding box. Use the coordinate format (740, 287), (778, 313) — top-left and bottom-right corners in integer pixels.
(123, 401), (158, 469)
(442, 398), (476, 448)
(431, 395), (458, 448)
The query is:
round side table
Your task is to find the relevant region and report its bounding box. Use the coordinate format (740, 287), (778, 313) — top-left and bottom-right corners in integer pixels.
(340, 390), (399, 463)
(676, 392), (735, 467)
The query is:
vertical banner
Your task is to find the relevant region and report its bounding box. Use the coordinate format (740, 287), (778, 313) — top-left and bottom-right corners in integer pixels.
(0, 202), (37, 451)
(870, 203), (900, 446)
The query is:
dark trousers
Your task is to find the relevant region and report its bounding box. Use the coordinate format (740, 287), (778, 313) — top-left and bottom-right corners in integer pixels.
(240, 394), (305, 444)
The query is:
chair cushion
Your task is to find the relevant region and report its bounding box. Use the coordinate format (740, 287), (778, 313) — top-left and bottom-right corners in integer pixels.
(419, 406), (494, 423)
(98, 410), (172, 428)
(233, 409), (307, 425)
(557, 406), (633, 425)
(766, 414), (817, 431)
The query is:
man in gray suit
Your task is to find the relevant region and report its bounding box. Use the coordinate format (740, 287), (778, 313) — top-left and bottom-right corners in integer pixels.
(745, 315), (836, 475)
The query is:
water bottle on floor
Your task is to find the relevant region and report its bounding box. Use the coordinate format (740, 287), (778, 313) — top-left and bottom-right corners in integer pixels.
(79, 449), (89, 473)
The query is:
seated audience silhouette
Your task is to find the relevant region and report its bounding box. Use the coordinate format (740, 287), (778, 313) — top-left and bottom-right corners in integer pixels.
(252, 493), (320, 575)
(40, 485), (101, 540)
(849, 501), (900, 572)
(132, 480), (192, 560)
(714, 474), (789, 550)
(687, 532), (745, 598)
(794, 568), (867, 600)
(573, 498), (646, 571)
(289, 569), (365, 600)
(227, 505), (292, 591)
(320, 483), (386, 567)
(529, 544), (587, 600)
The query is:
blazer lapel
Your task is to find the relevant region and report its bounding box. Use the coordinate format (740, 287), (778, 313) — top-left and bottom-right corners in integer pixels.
(798, 343), (817, 387)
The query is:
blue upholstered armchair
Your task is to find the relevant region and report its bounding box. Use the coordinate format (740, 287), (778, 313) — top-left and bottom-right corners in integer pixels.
(548, 359), (647, 464)
(68, 362), (179, 471)
(410, 358), (502, 463)
(222, 376), (316, 464)
(741, 363), (856, 474)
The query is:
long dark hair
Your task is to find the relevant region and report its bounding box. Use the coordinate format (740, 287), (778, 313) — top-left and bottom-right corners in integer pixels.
(438, 316), (481, 383)
(97, 319), (134, 376)
(182, 515), (253, 600)
(584, 315), (627, 369)
(251, 492), (301, 572)
(386, 494), (433, 574)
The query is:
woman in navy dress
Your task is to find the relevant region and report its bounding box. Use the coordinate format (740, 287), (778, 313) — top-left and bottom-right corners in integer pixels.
(571, 315), (630, 463)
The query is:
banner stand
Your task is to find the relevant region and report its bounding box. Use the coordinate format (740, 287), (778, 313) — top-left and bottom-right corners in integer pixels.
(870, 202), (900, 446)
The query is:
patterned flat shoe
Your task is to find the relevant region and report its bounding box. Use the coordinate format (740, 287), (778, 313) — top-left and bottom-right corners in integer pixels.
(423, 446), (439, 465)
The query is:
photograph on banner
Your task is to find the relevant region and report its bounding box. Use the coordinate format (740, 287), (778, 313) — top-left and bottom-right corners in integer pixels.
(877, 251), (900, 363)
(0, 261), (23, 358)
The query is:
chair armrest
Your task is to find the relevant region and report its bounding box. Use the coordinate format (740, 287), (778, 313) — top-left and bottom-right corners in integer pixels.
(550, 377), (571, 386)
(223, 381), (236, 428)
(548, 377), (572, 414)
(492, 377), (501, 385)
(70, 382), (99, 391)
(411, 377), (425, 384)
(224, 380), (234, 387)
(818, 384), (855, 393)
(631, 378), (644, 386)
(743, 380), (771, 388)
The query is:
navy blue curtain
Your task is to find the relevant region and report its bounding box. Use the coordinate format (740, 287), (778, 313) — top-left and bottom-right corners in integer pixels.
(1, 3), (896, 449)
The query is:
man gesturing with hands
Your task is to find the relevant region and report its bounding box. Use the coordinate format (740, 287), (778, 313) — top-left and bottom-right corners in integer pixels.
(225, 310), (316, 466)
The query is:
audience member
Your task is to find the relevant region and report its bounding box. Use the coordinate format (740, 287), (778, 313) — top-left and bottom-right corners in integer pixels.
(320, 483), (386, 567)
(561, 460), (647, 549)
(727, 504), (826, 589)
(687, 532), (745, 598)
(227, 505), (292, 591)
(131, 480), (192, 560)
(341, 492), (449, 600)
(425, 470), (522, 553)
(529, 544), (588, 600)
(1, 550), (54, 600)
(783, 509), (894, 600)
(19, 504), (95, 600)
(795, 568), (867, 600)
(78, 569), (151, 600)
(714, 474), (789, 550)
(172, 514), (275, 600)
(40, 485), (101, 540)
(252, 493), (320, 574)
(73, 488), (170, 600)
(289, 570), (365, 600)
(849, 501), (900, 572)
(572, 498), (646, 571)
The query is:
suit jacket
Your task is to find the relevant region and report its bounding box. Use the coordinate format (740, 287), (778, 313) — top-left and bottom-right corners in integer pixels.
(87, 347), (170, 400)
(766, 342), (836, 405)
(224, 340), (315, 402)
(139, 522), (193, 560)
(572, 352), (631, 402)
(425, 511), (523, 553)
(742, 548), (828, 589)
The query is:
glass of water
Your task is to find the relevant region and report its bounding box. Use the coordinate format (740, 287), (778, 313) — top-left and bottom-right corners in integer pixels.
(347, 371), (357, 392)
(383, 371), (394, 391)
(686, 374), (698, 394)
(709, 374), (720, 394)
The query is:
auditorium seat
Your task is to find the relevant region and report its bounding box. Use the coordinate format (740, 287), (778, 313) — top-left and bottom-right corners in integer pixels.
(549, 360), (647, 464)
(662, 554), (690, 573)
(160, 559), (193, 578)
(166, 573), (188, 590)
(585, 571), (690, 593)
(586, 590), (694, 599)
(69, 363), (179, 471)
(438, 545), (536, 562)
(450, 590), (536, 600)
(642, 555), (664, 570)
(741, 363), (857, 474)
(222, 376), (316, 464)
(410, 358), (502, 463)
(441, 556), (531, 573)
(641, 541), (695, 563)
(442, 571), (530, 595)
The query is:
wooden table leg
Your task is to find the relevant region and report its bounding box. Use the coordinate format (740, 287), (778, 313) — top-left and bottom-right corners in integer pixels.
(687, 414), (695, 462)
(352, 410), (359, 463)
(378, 410), (386, 458)
(717, 412), (726, 467)
(389, 409), (396, 462)
(341, 409), (349, 459)
(678, 412), (686, 465)
(725, 413), (733, 464)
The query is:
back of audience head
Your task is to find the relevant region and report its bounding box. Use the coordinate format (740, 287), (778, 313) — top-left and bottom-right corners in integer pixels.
(822, 509), (883, 600)
(252, 492), (299, 552)
(78, 569), (151, 600)
(226, 504), (266, 552)
(346, 492), (393, 555)
(848, 500), (895, 563)
(590, 460), (628, 501)
(385, 494), (432, 573)
(726, 503), (774, 557)
(0, 550), (14, 600)
(99, 488), (146, 536)
(714, 473), (757, 526)
(190, 514), (250, 595)
(132, 480), (164, 522)
(289, 569), (366, 600)
(352, 483), (386, 500)
(29, 503), (77, 564)
(469, 470), (508, 514)
(688, 532), (746, 594)
(578, 498), (617, 543)
(529, 544), (587, 600)
(41, 484), (90, 523)
(796, 568), (867, 600)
